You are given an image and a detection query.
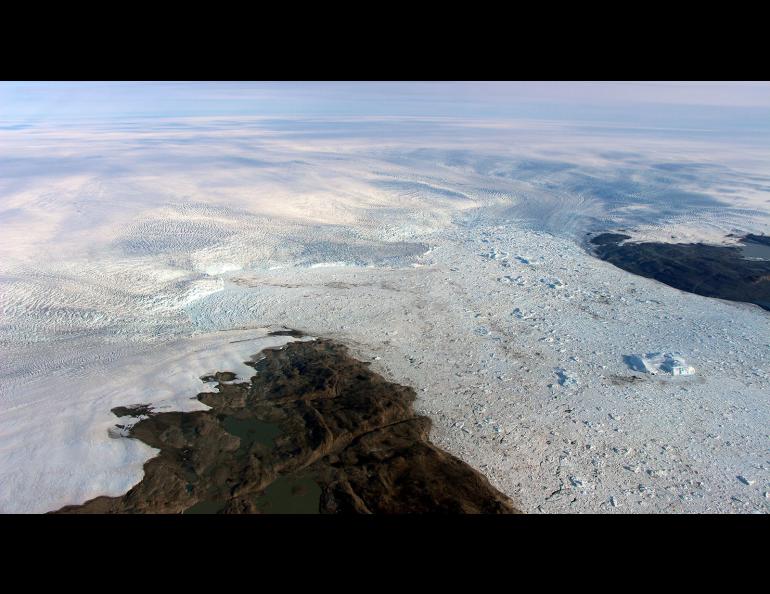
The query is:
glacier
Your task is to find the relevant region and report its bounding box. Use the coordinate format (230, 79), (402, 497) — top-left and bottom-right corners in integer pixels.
(1, 113), (769, 513)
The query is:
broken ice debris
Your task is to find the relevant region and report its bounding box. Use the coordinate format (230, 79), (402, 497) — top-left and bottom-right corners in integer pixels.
(541, 277), (565, 289)
(623, 352), (695, 376)
(512, 307), (527, 319)
(555, 368), (578, 387)
(501, 275), (526, 286)
(499, 274), (525, 285)
(481, 248), (508, 261)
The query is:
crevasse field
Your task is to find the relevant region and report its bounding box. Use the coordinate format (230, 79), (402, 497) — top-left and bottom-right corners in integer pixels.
(1, 83), (770, 513)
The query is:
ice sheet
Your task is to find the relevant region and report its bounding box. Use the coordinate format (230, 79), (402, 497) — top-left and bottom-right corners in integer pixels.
(2, 112), (770, 513)
(0, 328), (310, 513)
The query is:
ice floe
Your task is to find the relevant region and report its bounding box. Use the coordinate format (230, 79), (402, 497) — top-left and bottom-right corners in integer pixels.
(624, 352), (696, 376)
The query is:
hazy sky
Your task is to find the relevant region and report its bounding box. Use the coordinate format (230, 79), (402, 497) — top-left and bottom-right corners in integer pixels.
(2, 82), (769, 135)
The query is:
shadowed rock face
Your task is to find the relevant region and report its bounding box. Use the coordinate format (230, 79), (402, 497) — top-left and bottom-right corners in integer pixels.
(54, 339), (518, 514)
(589, 233), (770, 311)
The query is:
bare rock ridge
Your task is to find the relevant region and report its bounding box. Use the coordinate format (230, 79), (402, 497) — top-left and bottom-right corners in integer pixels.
(54, 336), (518, 514)
(589, 232), (770, 311)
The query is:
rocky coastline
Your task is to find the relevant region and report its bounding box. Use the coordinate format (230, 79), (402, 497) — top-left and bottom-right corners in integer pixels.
(54, 335), (518, 514)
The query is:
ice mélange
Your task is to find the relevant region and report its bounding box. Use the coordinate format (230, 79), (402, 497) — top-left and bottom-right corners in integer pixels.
(1, 82), (769, 513)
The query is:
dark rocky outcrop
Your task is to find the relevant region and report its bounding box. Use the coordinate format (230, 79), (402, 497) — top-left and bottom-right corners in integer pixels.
(589, 232), (770, 311)
(54, 339), (518, 514)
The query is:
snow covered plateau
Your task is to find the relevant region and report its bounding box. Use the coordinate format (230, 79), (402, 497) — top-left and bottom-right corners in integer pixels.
(1, 115), (769, 513)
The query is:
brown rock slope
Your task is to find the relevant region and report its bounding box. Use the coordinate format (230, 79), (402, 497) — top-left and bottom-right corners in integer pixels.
(54, 338), (518, 514)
